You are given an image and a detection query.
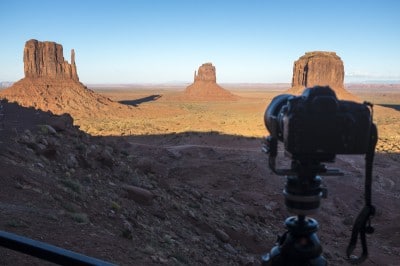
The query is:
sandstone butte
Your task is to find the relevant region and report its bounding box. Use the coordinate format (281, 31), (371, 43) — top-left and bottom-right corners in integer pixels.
(23, 39), (79, 80)
(0, 39), (126, 117)
(184, 63), (237, 100)
(288, 51), (358, 101)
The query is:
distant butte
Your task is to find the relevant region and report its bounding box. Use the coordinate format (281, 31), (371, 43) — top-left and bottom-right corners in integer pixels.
(289, 51), (358, 101)
(184, 63), (236, 100)
(0, 39), (126, 117)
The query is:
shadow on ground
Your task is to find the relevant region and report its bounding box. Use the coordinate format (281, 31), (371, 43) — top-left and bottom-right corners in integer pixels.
(378, 104), (400, 111)
(118, 95), (161, 106)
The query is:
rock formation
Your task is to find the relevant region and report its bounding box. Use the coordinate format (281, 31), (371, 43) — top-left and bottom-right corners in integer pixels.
(184, 63), (236, 100)
(194, 63), (217, 82)
(24, 39), (79, 81)
(289, 51), (357, 100)
(0, 39), (128, 118)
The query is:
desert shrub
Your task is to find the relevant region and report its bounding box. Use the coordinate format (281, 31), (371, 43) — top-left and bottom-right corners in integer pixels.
(69, 212), (89, 224)
(61, 178), (82, 194)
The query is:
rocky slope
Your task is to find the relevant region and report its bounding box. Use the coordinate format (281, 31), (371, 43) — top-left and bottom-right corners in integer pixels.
(0, 78), (128, 118)
(0, 99), (399, 265)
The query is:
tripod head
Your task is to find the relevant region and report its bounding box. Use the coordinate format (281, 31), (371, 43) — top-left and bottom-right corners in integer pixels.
(263, 136), (343, 216)
(261, 137), (344, 266)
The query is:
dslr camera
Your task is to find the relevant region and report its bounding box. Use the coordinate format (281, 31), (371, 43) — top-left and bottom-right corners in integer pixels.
(264, 86), (373, 161)
(261, 85), (378, 265)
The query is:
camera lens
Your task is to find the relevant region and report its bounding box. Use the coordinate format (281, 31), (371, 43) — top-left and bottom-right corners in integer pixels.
(264, 94), (292, 140)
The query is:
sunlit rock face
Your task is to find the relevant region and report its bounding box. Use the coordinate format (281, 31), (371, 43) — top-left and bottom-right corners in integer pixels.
(289, 51), (357, 101)
(24, 39), (79, 81)
(0, 39), (125, 116)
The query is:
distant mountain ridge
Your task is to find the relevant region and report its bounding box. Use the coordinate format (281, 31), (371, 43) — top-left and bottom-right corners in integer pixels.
(0, 81), (14, 88)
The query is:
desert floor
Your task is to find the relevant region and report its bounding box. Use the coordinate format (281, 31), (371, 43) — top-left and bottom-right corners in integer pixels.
(0, 84), (399, 265)
(88, 84), (400, 153)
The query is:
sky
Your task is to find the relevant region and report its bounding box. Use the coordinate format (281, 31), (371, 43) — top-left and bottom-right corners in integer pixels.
(0, 0), (399, 84)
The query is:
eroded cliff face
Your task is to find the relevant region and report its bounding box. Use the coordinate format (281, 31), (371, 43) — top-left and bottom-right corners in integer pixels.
(291, 51), (344, 90)
(289, 51), (357, 100)
(23, 39), (79, 81)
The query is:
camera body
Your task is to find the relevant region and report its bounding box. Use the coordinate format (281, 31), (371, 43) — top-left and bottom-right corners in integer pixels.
(265, 86), (372, 160)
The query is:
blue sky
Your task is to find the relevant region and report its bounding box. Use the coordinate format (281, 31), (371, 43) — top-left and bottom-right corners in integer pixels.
(1, 0), (399, 84)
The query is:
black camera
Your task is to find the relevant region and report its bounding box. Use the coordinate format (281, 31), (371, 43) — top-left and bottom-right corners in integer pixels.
(261, 85), (378, 265)
(264, 86), (373, 161)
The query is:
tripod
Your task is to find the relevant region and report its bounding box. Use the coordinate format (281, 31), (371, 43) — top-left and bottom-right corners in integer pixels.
(262, 215), (325, 265)
(261, 158), (342, 266)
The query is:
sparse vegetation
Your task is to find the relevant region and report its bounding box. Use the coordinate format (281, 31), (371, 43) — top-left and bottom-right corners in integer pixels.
(68, 212), (89, 224)
(87, 87), (400, 153)
(60, 178), (82, 194)
(110, 200), (121, 211)
(6, 219), (29, 228)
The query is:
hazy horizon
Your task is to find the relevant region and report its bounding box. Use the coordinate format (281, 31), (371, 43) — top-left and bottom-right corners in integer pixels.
(2, 79), (400, 85)
(1, 0), (399, 84)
